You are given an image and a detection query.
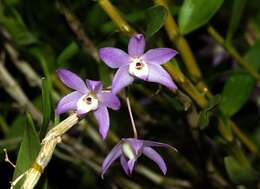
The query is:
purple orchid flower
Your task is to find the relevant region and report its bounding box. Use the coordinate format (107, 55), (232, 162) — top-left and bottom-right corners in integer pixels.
(56, 68), (121, 139)
(101, 138), (177, 177)
(99, 34), (178, 94)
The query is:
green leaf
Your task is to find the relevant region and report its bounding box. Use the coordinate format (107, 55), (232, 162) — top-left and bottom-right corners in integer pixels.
(40, 78), (53, 139)
(219, 73), (255, 117)
(57, 42), (79, 66)
(12, 113), (40, 188)
(98, 63), (111, 87)
(226, 0), (246, 43)
(145, 5), (168, 38)
(198, 95), (220, 129)
(0, 6), (37, 45)
(219, 40), (260, 117)
(224, 156), (259, 184)
(178, 0), (224, 34)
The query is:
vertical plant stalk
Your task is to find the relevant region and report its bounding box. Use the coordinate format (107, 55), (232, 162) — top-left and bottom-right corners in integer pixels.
(97, 0), (208, 108)
(18, 113), (80, 189)
(0, 53), (42, 124)
(153, 0), (211, 97)
(96, 0), (260, 159)
(98, 0), (136, 36)
(126, 94), (138, 138)
(208, 26), (260, 80)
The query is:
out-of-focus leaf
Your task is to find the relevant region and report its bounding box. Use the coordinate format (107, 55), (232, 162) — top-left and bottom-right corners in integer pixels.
(244, 40), (260, 71)
(224, 156), (259, 184)
(145, 5), (168, 38)
(219, 73), (255, 117)
(57, 42), (79, 66)
(226, 0), (246, 43)
(12, 113), (40, 189)
(6, 116), (26, 139)
(219, 41), (260, 116)
(198, 95), (220, 129)
(217, 113), (233, 142)
(99, 63), (111, 87)
(163, 93), (184, 112)
(178, 0), (224, 34)
(0, 5), (37, 45)
(40, 78), (53, 139)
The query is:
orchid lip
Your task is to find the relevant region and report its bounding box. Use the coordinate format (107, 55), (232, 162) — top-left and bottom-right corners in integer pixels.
(128, 57), (149, 80)
(122, 142), (137, 160)
(77, 93), (99, 114)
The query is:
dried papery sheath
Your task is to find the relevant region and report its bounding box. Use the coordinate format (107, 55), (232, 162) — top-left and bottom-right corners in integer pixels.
(15, 113), (79, 189)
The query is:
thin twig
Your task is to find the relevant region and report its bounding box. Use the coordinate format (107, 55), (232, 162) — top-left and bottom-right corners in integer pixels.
(0, 52), (43, 124)
(56, 1), (100, 62)
(126, 92), (138, 138)
(3, 148), (16, 168)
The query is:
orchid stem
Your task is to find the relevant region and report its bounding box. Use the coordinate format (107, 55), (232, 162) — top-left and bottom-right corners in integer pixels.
(97, 0), (260, 159)
(126, 91), (138, 138)
(153, 0), (212, 98)
(207, 25), (260, 80)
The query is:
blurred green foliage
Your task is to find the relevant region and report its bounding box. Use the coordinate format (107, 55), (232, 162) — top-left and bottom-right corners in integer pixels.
(0, 0), (260, 189)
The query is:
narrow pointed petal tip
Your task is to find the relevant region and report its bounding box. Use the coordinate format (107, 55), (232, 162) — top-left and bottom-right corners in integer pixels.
(56, 68), (88, 93)
(143, 147), (167, 175)
(128, 34), (145, 57)
(147, 64), (178, 90)
(143, 48), (178, 65)
(101, 142), (122, 177)
(111, 66), (134, 94)
(94, 106), (110, 140)
(99, 47), (130, 68)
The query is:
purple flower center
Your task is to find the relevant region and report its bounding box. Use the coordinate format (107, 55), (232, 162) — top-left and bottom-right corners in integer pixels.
(83, 96), (93, 104)
(135, 62), (143, 70)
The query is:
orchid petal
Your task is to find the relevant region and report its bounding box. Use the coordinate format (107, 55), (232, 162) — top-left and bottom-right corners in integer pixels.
(120, 156), (130, 176)
(143, 147), (167, 175)
(142, 48), (177, 65)
(124, 138), (144, 155)
(98, 91), (121, 110)
(127, 159), (136, 174)
(112, 65), (134, 94)
(128, 34), (145, 58)
(143, 140), (177, 151)
(94, 106), (110, 139)
(56, 91), (82, 115)
(101, 142), (122, 177)
(99, 47), (130, 68)
(86, 80), (103, 93)
(147, 64), (177, 90)
(57, 69), (88, 93)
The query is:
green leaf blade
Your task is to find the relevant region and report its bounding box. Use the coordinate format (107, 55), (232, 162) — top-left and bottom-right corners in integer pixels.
(178, 0), (224, 34)
(40, 77), (53, 139)
(145, 5), (168, 38)
(12, 114), (41, 188)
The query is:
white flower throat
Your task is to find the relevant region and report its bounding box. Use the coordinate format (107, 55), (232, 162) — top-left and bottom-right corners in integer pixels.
(122, 142), (136, 160)
(128, 58), (149, 80)
(77, 93), (99, 113)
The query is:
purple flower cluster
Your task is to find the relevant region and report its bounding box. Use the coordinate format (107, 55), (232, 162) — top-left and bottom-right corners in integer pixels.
(56, 34), (178, 176)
